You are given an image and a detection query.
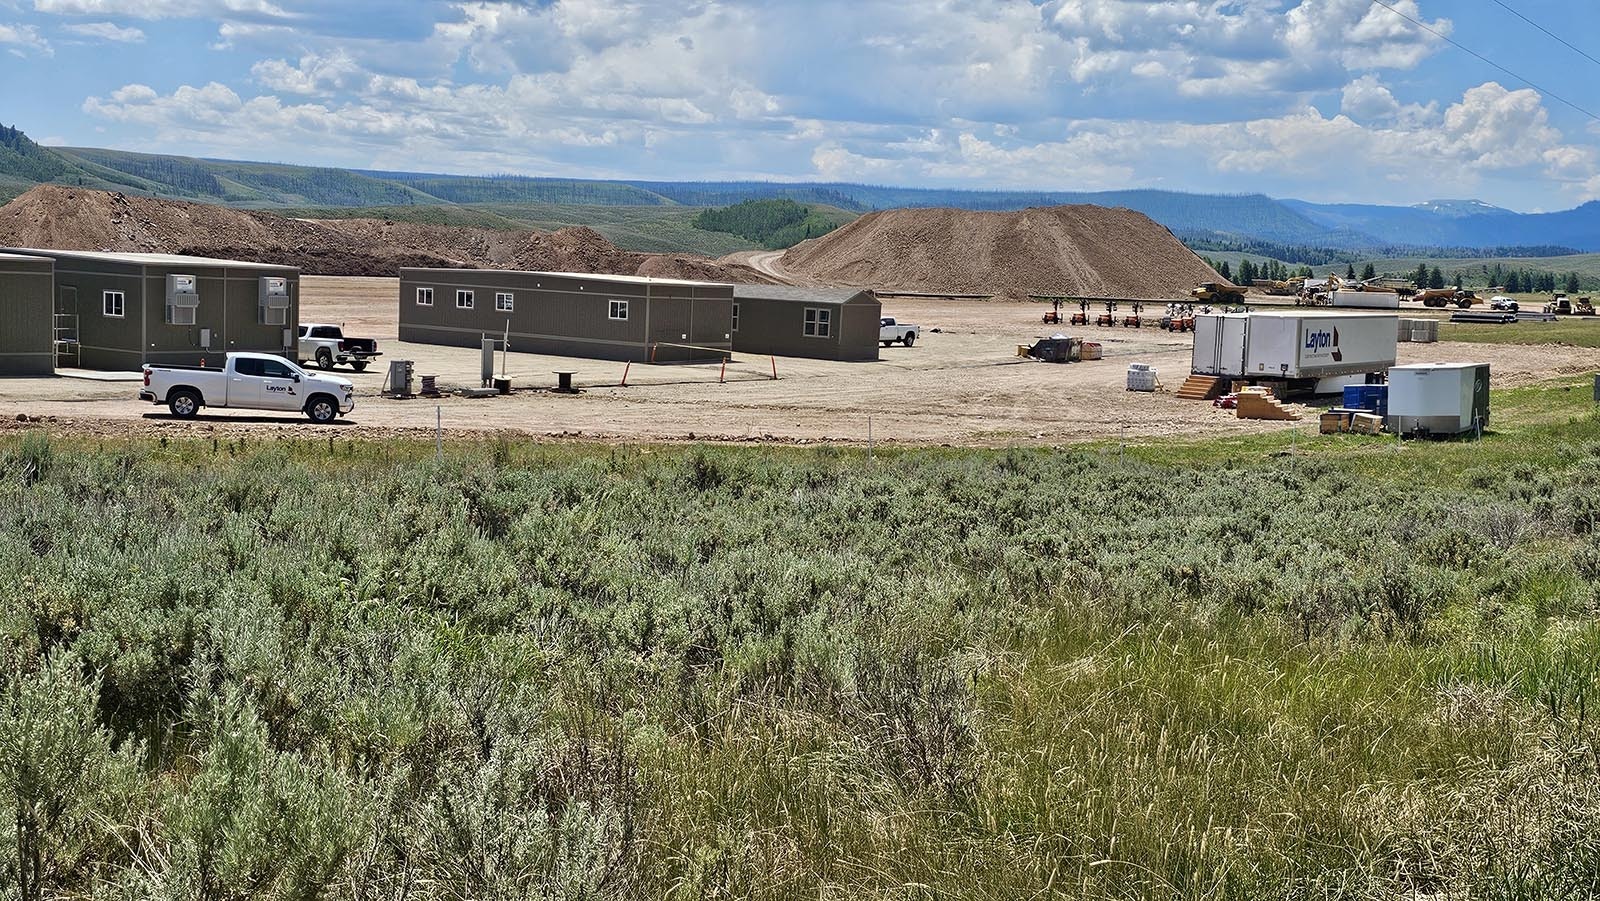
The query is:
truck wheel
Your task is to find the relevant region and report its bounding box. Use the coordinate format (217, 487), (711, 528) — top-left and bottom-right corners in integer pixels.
(168, 390), (201, 419)
(902, 332), (916, 347)
(316, 348), (334, 370)
(305, 395), (339, 424)
(351, 361), (369, 372)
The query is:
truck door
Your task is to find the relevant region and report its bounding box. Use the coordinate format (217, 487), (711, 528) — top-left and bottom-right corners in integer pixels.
(257, 357), (303, 410)
(228, 357), (264, 408)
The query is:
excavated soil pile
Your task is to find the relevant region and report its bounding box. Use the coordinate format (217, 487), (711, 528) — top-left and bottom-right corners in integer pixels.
(779, 205), (1220, 299)
(0, 186), (771, 282)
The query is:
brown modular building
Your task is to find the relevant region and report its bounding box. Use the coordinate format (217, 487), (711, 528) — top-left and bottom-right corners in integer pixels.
(1, 249), (299, 371)
(0, 253), (55, 376)
(731, 285), (881, 361)
(398, 268), (734, 362)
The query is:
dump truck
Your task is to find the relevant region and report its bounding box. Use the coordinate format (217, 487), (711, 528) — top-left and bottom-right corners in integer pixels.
(1192, 282), (1247, 305)
(1414, 288), (1478, 309)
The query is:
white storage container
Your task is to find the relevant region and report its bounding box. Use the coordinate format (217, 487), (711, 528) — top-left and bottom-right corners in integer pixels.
(1386, 363), (1490, 435)
(1331, 290), (1400, 310)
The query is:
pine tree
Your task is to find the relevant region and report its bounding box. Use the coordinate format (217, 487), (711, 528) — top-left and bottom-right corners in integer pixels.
(1360, 263), (1377, 280)
(1218, 261), (1232, 281)
(1453, 272), (1463, 289)
(1566, 272), (1581, 293)
(1505, 271), (1521, 292)
(1414, 264), (1430, 288)
(1346, 263), (1357, 280)
(1429, 267), (1446, 289)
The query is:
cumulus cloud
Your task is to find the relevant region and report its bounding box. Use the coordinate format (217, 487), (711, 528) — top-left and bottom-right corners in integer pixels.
(62, 20), (144, 42)
(0, 22), (52, 55)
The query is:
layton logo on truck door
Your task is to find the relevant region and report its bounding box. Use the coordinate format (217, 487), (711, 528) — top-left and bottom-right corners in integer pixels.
(1304, 326), (1343, 362)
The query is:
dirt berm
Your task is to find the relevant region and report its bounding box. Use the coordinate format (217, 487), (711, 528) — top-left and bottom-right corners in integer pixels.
(778, 205), (1220, 299)
(0, 185), (771, 282)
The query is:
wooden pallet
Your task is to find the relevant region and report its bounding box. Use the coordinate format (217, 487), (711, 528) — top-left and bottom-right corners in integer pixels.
(1176, 374), (1227, 401)
(1235, 387), (1301, 421)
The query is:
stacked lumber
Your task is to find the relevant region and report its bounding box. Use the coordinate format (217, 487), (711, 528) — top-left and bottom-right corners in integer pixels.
(1176, 374), (1226, 401)
(1235, 387), (1301, 421)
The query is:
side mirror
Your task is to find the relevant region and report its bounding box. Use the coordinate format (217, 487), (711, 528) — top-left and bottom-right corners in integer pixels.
(293, 374), (301, 383)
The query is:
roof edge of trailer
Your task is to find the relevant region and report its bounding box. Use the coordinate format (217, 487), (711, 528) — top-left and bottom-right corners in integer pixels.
(0, 252), (54, 263)
(399, 267), (732, 289)
(730, 285), (875, 305)
(0, 248), (300, 272)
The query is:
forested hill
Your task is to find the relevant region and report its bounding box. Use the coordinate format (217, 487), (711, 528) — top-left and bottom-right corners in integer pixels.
(5, 123), (1600, 252)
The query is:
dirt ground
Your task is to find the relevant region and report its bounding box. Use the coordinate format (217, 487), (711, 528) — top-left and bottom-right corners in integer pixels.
(4, 277), (1599, 446)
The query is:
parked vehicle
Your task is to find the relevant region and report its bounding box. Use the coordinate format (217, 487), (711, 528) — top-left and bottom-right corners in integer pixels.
(1546, 294), (1595, 316)
(140, 352), (355, 423)
(1489, 296), (1519, 312)
(880, 317), (920, 347)
(298, 322), (382, 371)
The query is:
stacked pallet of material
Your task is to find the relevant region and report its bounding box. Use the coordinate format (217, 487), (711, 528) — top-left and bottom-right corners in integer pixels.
(1235, 387), (1302, 421)
(1411, 319), (1439, 343)
(1349, 413), (1384, 435)
(1320, 410), (1353, 434)
(1397, 318), (1413, 342)
(1176, 374), (1226, 400)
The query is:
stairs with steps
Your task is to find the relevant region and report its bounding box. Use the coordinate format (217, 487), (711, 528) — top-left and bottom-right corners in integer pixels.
(1176, 374), (1226, 401)
(1235, 387), (1301, 421)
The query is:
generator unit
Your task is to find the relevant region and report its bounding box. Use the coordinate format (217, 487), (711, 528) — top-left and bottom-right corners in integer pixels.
(1386, 363), (1490, 437)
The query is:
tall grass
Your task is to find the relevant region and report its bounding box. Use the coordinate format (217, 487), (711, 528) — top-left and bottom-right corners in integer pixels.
(0, 427), (1598, 899)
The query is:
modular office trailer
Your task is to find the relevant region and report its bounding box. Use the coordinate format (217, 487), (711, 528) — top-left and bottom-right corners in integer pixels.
(2, 249), (298, 371)
(730, 285), (881, 361)
(0, 253), (55, 376)
(399, 269), (734, 363)
(1192, 312), (1398, 384)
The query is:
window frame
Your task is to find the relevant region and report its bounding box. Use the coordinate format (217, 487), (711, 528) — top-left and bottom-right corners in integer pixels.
(102, 290), (125, 319)
(608, 299), (629, 321)
(803, 307), (832, 338)
(416, 287), (434, 306)
(732, 302), (740, 332)
(456, 289), (475, 310)
(496, 291), (514, 312)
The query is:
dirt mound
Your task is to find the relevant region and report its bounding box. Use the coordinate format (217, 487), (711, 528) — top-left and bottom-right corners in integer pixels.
(0, 185), (759, 282)
(778, 205), (1221, 299)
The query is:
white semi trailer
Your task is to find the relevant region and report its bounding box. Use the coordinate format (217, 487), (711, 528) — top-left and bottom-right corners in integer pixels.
(1193, 312), (1399, 393)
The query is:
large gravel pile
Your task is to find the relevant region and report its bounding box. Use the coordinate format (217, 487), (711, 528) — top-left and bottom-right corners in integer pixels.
(0, 186), (772, 282)
(779, 205), (1221, 299)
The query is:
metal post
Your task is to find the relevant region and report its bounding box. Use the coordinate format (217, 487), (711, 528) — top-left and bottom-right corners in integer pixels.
(868, 415), (873, 459)
(436, 406), (442, 461)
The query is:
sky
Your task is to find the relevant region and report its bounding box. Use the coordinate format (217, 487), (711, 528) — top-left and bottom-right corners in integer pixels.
(1, 0), (1598, 212)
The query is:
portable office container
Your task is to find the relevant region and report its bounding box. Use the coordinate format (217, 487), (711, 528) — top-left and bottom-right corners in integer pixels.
(0, 253), (55, 375)
(1331, 289), (1400, 310)
(1, 249), (299, 371)
(1386, 363), (1490, 436)
(730, 285), (880, 361)
(399, 268), (733, 363)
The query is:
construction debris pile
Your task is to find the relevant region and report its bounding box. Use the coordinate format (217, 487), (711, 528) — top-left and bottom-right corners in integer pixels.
(0, 186), (773, 281)
(779, 205), (1222, 299)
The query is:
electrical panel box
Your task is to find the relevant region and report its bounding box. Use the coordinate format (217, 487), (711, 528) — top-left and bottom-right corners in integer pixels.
(200, 328), (212, 349)
(166, 273), (199, 325)
(260, 276), (291, 325)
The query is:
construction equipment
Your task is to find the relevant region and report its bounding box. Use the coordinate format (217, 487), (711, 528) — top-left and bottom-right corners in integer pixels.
(1414, 288), (1479, 309)
(1070, 299), (1089, 326)
(1192, 281), (1247, 305)
(1122, 301), (1143, 328)
(1547, 294), (1595, 316)
(1095, 300), (1117, 328)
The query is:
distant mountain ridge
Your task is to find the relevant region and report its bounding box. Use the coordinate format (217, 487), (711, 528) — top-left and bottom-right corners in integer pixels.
(4, 123), (1600, 253)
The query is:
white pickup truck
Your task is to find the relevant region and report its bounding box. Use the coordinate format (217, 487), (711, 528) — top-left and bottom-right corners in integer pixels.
(880, 316), (920, 347)
(297, 323), (382, 371)
(140, 352), (356, 423)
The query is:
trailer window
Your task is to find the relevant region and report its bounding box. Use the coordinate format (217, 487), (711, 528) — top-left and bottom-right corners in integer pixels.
(804, 307), (831, 338)
(609, 300), (629, 321)
(102, 291), (125, 318)
(496, 292), (514, 312)
(416, 287), (434, 306)
(732, 303), (740, 332)
(456, 290), (474, 309)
